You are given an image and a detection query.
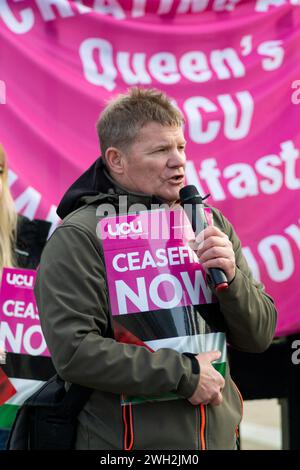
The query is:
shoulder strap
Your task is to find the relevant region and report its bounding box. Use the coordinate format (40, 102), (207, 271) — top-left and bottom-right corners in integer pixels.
(60, 379), (93, 418)
(24, 374), (92, 418)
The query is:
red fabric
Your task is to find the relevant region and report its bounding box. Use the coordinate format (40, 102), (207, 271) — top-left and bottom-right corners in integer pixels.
(0, 368), (16, 406)
(113, 321), (154, 352)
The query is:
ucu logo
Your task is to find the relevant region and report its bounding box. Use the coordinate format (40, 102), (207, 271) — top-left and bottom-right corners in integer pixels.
(107, 220), (143, 236)
(6, 273), (34, 288)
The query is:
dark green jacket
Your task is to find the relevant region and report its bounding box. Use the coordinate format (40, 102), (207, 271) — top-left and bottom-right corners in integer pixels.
(34, 163), (277, 450)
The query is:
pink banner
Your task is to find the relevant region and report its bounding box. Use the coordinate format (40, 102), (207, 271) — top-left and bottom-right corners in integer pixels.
(0, 1), (299, 335)
(0, 268), (50, 357)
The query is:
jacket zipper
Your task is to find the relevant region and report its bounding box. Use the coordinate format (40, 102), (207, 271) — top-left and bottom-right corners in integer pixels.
(230, 379), (243, 450)
(199, 404), (207, 450)
(122, 398), (134, 450)
(198, 310), (207, 450)
(231, 379), (244, 419)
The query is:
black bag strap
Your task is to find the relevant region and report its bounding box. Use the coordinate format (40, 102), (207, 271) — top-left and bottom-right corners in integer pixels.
(59, 377), (93, 418)
(27, 374), (93, 418)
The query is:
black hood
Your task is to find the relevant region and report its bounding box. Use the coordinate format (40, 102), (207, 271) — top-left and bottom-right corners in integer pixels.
(57, 156), (169, 220)
(57, 158), (111, 219)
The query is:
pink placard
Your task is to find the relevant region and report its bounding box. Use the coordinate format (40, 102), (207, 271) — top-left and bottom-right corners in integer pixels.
(0, 268), (50, 357)
(100, 208), (216, 316)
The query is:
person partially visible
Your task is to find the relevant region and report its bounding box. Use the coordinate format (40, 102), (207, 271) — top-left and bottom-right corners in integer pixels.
(0, 145), (52, 274)
(0, 144), (51, 449)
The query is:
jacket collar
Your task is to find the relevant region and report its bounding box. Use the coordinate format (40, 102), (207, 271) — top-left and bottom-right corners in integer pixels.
(83, 166), (167, 212)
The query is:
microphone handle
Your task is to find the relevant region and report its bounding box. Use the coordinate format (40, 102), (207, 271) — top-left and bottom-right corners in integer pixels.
(191, 204), (228, 292)
(208, 267), (228, 292)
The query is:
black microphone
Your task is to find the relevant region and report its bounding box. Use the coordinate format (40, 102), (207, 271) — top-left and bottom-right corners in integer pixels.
(179, 185), (228, 292)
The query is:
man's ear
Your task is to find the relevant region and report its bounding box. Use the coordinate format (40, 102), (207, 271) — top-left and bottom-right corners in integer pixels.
(105, 147), (125, 175)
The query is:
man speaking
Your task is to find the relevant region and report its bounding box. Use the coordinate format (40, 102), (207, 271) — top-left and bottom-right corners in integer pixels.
(34, 87), (277, 450)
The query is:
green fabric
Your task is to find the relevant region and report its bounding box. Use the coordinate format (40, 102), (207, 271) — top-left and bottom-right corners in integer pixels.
(123, 362), (226, 405)
(0, 404), (19, 429)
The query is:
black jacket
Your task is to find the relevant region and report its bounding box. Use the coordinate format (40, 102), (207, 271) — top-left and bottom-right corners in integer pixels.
(15, 215), (51, 270)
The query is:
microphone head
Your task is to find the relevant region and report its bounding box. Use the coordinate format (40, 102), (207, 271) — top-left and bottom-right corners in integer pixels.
(179, 185), (203, 205)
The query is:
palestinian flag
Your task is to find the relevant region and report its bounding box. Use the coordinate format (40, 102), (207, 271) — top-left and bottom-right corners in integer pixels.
(0, 353), (55, 429)
(114, 303), (227, 405)
(0, 369), (16, 407)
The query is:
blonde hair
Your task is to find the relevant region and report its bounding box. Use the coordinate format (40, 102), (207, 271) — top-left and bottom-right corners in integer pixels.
(96, 87), (184, 157)
(0, 144), (17, 277)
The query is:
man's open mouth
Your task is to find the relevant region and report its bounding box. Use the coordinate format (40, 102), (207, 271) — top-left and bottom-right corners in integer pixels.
(169, 175), (184, 183)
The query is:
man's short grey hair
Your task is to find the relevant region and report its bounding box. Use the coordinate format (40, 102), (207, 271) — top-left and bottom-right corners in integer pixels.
(96, 87), (184, 157)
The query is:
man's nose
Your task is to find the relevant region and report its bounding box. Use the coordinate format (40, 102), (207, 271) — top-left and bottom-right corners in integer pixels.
(167, 149), (186, 167)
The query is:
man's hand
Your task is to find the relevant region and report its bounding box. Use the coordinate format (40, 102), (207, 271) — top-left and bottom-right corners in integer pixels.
(195, 226), (236, 284)
(188, 351), (225, 406)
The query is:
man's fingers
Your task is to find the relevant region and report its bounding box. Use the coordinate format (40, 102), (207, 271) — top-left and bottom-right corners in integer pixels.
(219, 376), (226, 390)
(210, 391), (223, 406)
(199, 247), (232, 264)
(197, 234), (229, 248)
(190, 228), (231, 255)
(202, 225), (227, 239)
(197, 237), (232, 258)
(206, 350), (222, 362)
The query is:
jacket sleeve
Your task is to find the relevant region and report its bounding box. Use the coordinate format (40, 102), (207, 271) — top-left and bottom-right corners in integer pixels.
(34, 224), (199, 398)
(211, 209), (277, 353)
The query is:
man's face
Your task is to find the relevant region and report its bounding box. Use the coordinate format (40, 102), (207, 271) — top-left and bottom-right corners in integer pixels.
(120, 123), (186, 203)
